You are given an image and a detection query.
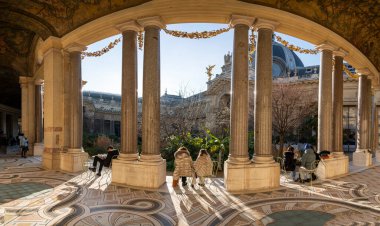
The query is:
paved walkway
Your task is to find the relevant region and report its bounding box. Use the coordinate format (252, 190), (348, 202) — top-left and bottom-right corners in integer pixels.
(0, 156), (379, 225)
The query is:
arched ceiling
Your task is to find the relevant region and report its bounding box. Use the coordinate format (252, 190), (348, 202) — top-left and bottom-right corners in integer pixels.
(0, 0), (379, 104)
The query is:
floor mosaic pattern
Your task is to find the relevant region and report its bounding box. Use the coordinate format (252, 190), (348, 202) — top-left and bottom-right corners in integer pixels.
(0, 156), (380, 225)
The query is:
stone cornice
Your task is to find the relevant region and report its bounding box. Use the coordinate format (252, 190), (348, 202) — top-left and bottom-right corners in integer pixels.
(115, 20), (142, 32)
(254, 18), (279, 31)
(137, 16), (166, 29)
(40, 36), (62, 55)
(230, 15), (255, 27)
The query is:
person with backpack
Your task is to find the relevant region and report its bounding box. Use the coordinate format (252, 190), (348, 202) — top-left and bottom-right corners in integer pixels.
(194, 149), (213, 186)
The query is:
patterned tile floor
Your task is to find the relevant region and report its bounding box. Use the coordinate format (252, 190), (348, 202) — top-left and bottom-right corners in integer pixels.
(0, 156), (380, 225)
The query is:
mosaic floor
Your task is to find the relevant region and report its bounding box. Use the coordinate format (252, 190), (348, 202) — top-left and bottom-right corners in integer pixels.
(1, 156), (380, 226)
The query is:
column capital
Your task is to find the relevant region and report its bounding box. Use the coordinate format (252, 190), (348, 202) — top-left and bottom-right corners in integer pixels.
(65, 42), (87, 53)
(333, 48), (348, 58)
(35, 79), (44, 85)
(19, 76), (30, 86)
(356, 68), (371, 76)
(41, 36), (62, 55)
(316, 41), (337, 52)
(230, 15), (255, 27)
(254, 18), (279, 31)
(116, 20), (143, 32)
(137, 16), (166, 29)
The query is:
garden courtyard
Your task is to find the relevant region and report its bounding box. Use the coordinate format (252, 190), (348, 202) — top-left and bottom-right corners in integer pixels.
(1, 155), (379, 225)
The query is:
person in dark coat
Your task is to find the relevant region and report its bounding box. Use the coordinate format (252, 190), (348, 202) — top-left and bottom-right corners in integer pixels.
(284, 146), (297, 181)
(89, 146), (119, 176)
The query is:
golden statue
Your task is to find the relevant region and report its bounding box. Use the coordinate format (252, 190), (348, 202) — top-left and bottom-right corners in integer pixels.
(206, 65), (216, 81)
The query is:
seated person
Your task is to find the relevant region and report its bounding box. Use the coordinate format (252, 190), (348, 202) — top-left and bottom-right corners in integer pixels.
(298, 147), (316, 183)
(89, 146), (119, 176)
(284, 146), (297, 181)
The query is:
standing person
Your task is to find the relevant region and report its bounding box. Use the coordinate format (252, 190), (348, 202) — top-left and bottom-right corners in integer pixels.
(284, 146), (297, 181)
(89, 146), (119, 176)
(172, 147), (196, 188)
(18, 133), (29, 158)
(194, 149), (213, 186)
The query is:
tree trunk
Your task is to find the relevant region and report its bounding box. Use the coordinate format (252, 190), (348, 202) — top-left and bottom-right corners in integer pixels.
(279, 134), (285, 157)
(218, 149), (222, 170)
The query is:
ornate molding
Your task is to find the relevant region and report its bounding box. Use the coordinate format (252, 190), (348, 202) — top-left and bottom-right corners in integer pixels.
(116, 20), (142, 32)
(316, 41), (337, 52)
(65, 42), (87, 52)
(333, 48), (348, 58)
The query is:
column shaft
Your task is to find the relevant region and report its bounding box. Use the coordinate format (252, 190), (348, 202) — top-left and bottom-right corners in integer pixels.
(229, 24), (249, 164)
(141, 25), (161, 160)
(356, 75), (371, 149)
(253, 27), (274, 163)
(121, 30), (138, 160)
(70, 51), (83, 149)
(27, 80), (36, 145)
(20, 79), (29, 137)
(35, 84), (43, 143)
(332, 56), (343, 153)
(318, 49), (333, 152)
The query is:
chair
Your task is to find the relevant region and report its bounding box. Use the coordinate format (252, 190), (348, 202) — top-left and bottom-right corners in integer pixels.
(80, 155), (94, 181)
(103, 155), (119, 182)
(276, 157), (292, 182)
(211, 160), (219, 177)
(300, 160), (319, 187)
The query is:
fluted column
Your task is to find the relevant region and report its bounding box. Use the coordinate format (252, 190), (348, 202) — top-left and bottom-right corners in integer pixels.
(316, 42), (335, 153)
(332, 49), (347, 155)
(35, 79), (44, 143)
(228, 15), (254, 165)
(117, 21), (141, 161)
(66, 43), (86, 150)
(139, 17), (165, 162)
(356, 74), (371, 150)
(252, 19), (278, 163)
(19, 77), (30, 138)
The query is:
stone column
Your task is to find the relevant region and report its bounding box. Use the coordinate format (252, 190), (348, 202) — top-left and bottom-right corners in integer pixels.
(253, 20), (278, 163)
(227, 16), (253, 165)
(332, 50), (346, 155)
(353, 69), (373, 166)
(117, 23), (139, 161)
(139, 17), (164, 162)
(41, 37), (65, 170)
(1, 111), (6, 136)
(27, 79), (36, 152)
(35, 80), (43, 143)
(19, 77), (29, 140)
(112, 18), (165, 189)
(316, 42), (335, 153)
(315, 48), (349, 179)
(60, 43), (88, 173)
(373, 86), (380, 162)
(33, 79), (45, 156)
(225, 17), (280, 193)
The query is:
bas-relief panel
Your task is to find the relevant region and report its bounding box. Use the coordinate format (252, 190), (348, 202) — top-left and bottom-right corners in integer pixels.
(241, 0), (380, 72)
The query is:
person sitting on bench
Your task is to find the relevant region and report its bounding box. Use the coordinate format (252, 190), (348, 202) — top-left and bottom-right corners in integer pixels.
(89, 146), (119, 176)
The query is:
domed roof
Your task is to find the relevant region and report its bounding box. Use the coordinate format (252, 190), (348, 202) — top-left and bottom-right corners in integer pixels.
(250, 40), (305, 78)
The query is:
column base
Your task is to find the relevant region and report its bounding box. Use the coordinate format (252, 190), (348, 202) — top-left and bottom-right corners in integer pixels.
(315, 155), (349, 179)
(59, 150), (88, 173)
(111, 159), (166, 189)
(33, 143), (44, 156)
(376, 149), (380, 162)
(224, 161), (280, 193)
(42, 149), (61, 170)
(118, 153), (138, 161)
(353, 149), (372, 167)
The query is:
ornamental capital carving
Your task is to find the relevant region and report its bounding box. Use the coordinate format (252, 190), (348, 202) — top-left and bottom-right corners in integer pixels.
(65, 42), (87, 53)
(137, 16), (166, 29)
(316, 41), (337, 52)
(115, 20), (143, 32)
(230, 15), (255, 27)
(35, 79), (44, 85)
(254, 18), (279, 31)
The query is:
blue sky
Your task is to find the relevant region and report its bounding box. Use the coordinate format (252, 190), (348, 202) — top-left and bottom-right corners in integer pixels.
(82, 23), (320, 97)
